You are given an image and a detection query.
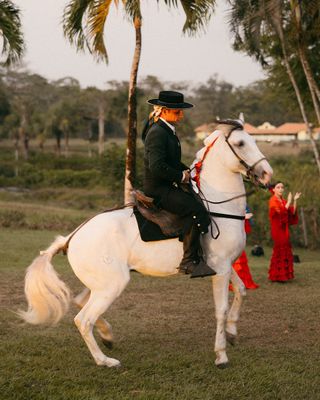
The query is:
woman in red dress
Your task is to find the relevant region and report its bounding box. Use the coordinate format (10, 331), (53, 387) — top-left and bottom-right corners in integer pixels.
(231, 211), (259, 290)
(268, 182), (301, 282)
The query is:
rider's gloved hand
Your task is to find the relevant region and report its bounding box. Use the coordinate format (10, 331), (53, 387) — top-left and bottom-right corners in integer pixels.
(181, 170), (191, 183)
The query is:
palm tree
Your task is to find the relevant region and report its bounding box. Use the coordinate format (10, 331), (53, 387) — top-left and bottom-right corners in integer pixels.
(0, 0), (24, 65)
(63, 0), (216, 202)
(227, 0), (320, 174)
(290, 1), (320, 120)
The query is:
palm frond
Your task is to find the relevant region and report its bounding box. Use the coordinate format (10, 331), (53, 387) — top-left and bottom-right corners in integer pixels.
(304, 0), (320, 30)
(87, 0), (114, 62)
(125, 0), (142, 20)
(227, 0), (268, 65)
(0, 0), (24, 66)
(158, 0), (216, 34)
(158, 0), (179, 7)
(63, 0), (115, 63)
(63, 0), (93, 52)
(179, 0), (216, 34)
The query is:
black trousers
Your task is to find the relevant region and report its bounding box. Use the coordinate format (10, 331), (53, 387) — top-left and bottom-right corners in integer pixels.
(158, 186), (211, 235)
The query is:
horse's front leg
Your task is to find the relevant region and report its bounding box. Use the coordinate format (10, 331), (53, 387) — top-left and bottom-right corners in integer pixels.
(212, 270), (231, 368)
(226, 269), (246, 345)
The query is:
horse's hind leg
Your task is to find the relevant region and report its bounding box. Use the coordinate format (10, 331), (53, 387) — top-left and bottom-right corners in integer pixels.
(74, 288), (114, 348)
(74, 273), (129, 367)
(74, 287), (90, 307)
(226, 269), (246, 345)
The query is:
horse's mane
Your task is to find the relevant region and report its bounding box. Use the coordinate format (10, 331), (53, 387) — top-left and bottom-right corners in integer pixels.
(192, 119), (244, 169)
(192, 129), (221, 169)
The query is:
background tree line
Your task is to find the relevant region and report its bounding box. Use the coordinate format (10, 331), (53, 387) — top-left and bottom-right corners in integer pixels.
(1, 0), (319, 185)
(0, 68), (311, 150)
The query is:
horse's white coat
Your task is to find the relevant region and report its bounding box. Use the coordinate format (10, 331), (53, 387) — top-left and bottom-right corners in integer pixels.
(20, 125), (272, 367)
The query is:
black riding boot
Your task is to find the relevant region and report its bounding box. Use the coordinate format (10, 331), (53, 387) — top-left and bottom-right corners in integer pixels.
(178, 225), (216, 278)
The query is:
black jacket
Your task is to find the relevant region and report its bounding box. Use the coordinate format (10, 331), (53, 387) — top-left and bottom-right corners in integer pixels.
(143, 119), (188, 198)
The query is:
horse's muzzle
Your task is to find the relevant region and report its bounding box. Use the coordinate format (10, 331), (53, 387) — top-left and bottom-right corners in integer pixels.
(255, 160), (273, 186)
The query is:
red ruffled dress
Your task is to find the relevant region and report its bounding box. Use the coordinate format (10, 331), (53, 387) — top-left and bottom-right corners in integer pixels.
(231, 219), (259, 290)
(268, 195), (298, 282)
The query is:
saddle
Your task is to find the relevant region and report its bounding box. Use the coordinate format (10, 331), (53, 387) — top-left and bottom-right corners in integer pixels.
(132, 190), (189, 241)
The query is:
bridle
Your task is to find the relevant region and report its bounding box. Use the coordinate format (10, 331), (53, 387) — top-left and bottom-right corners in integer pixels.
(193, 123), (269, 239)
(193, 124), (268, 203)
(224, 126), (267, 185)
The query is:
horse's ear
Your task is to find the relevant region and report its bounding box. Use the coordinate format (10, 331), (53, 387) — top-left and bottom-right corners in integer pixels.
(238, 112), (245, 124)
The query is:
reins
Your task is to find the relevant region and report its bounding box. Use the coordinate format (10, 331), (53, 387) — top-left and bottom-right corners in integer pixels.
(191, 126), (268, 239)
(193, 183), (247, 240)
(225, 127), (267, 184)
(62, 124), (268, 251)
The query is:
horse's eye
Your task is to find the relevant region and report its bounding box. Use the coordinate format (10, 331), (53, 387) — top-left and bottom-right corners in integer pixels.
(237, 141), (244, 147)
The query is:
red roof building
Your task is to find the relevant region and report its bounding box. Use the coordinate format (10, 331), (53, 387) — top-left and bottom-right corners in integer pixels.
(195, 121), (320, 142)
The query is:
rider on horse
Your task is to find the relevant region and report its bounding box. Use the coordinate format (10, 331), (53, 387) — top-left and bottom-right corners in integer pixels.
(142, 90), (216, 278)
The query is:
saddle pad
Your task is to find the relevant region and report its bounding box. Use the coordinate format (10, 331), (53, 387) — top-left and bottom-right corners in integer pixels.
(133, 207), (179, 242)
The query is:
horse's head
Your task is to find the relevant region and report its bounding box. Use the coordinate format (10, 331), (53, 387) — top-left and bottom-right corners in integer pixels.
(204, 119), (273, 186)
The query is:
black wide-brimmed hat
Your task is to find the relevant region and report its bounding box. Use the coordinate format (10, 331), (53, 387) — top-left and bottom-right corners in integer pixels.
(147, 90), (193, 109)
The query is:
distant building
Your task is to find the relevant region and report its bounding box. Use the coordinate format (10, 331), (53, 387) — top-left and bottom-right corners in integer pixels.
(194, 123), (218, 140)
(195, 122), (320, 142)
(276, 123), (320, 141)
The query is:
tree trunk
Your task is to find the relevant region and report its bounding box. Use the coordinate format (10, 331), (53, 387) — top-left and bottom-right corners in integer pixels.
(299, 49), (320, 103)
(87, 121), (93, 158)
(14, 133), (19, 177)
(19, 106), (29, 160)
(124, 16), (142, 203)
(311, 207), (318, 240)
(277, 28), (320, 174)
(98, 103), (105, 156)
(290, 1), (320, 103)
(297, 45), (320, 124)
(56, 132), (62, 156)
(300, 207), (308, 248)
(38, 134), (45, 151)
(62, 129), (69, 157)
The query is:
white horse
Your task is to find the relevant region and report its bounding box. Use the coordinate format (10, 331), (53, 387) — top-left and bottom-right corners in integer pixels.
(19, 120), (272, 368)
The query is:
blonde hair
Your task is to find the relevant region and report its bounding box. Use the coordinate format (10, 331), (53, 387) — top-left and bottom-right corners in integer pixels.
(149, 105), (165, 122)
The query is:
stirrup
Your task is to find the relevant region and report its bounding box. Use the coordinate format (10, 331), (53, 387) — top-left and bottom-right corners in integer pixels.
(190, 261), (216, 279)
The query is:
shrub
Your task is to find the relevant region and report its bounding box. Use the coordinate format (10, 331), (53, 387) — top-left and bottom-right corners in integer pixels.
(0, 209), (26, 228)
(29, 151), (98, 171)
(0, 163), (15, 178)
(19, 164), (44, 186)
(43, 169), (100, 188)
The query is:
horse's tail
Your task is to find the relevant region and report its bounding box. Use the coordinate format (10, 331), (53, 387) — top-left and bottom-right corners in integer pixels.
(18, 235), (71, 325)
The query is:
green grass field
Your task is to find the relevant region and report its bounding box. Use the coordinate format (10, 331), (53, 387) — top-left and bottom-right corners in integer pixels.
(0, 228), (320, 400)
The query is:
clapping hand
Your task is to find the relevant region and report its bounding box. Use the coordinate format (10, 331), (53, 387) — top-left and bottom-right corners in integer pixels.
(294, 192), (302, 201)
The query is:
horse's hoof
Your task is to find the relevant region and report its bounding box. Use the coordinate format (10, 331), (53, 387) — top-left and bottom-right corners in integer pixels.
(107, 358), (121, 368)
(101, 338), (113, 349)
(226, 332), (236, 346)
(216, 362), (229, 369)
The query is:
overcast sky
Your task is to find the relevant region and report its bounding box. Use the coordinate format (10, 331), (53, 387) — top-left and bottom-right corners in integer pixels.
(14, 0), (265, 89)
